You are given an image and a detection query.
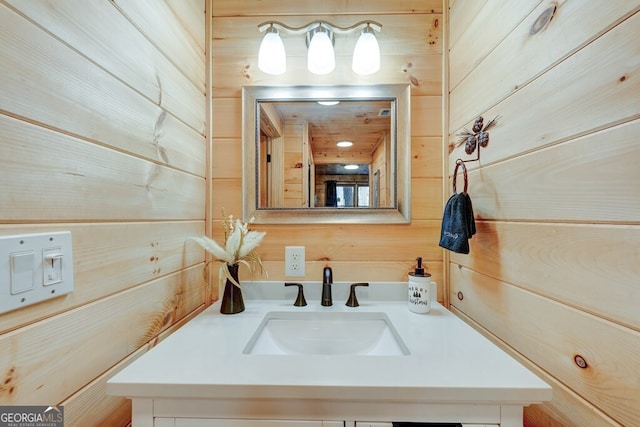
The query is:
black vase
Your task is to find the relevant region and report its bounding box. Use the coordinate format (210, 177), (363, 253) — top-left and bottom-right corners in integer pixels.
(220, 263), (245, 314)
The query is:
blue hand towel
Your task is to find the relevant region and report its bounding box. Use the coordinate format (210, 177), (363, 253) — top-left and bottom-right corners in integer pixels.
(439, 192), (474, 254)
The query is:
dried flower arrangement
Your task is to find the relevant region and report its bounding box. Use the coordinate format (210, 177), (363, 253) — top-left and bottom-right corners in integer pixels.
(191, 211), (266, 288)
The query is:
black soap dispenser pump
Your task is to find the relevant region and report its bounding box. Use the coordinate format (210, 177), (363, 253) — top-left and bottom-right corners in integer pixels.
(408, 257), (432, 314)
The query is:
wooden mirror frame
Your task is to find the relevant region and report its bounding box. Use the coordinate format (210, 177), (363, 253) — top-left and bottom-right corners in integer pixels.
(242, 84), (411, 224)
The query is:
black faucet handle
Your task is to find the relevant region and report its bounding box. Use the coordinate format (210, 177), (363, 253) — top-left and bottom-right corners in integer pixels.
(284, 282), (307, 307)
(323, 266), (333, 284)
(345, 282), (369, 307)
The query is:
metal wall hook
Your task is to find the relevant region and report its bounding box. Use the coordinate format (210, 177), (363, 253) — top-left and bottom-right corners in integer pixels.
(453, 158), (468, 194)
(452, 115), (500, 194)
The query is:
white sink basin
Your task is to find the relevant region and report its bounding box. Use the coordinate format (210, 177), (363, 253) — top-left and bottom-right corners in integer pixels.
(243, 311), (410, 356)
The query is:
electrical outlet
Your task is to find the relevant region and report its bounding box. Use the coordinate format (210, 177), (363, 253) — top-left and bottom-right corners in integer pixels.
(285, 246), (305, 277)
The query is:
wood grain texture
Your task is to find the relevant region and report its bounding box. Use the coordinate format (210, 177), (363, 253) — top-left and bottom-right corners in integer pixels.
(0, 116), (205, 221)
(211, 14), (442, 98)
(212, 2), (444, 284)
(411, 137), (443, 179)
(449, 1), (640, 135)
(0, 5), (206, 176)
(448, 0), (489, 49)
(111, 0), (205, 89)
(212, 98), (242, 138)
(0, 222), (205, 334)
(224, 220), (443, 264)
(451, 220), (640, 331)
(411, 96), (443, 137)
(212, 138), (242, 179)
(459, 120), (640, 223)
(0, 2), (207, 425)
(61, 306), (205, 427)
(166, 0), (206, 52)
(6, 0), (206, 133)
(449, 0), (541, 89)
(212, 0), (443, 16)
(447, 2), (640, 425)
(0, 266), (205, 405)
(450, 268), (640, 426)
(451, 307), (623, 427)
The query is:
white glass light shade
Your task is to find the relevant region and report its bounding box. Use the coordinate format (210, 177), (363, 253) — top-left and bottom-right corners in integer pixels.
(352, 27), (380, 75)
(258, 28), (286, 75)
(307, 28), (335, 75)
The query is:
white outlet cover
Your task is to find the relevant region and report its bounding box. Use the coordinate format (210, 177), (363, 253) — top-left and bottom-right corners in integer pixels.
(0, 231), (74, 314)
(285, 246), (305, 277)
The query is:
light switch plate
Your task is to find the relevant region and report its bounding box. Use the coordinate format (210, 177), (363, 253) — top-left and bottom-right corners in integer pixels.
(0, 232), (74, 314)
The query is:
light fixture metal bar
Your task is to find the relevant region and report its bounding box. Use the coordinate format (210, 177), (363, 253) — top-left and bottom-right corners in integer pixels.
(258, 20), (382, 35)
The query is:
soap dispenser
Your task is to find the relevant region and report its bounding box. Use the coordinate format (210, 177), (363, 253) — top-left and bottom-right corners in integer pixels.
(408, 257), (431, 314)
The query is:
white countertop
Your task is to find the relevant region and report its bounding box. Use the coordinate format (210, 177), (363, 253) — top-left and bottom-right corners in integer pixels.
(107, 282), (551, 406)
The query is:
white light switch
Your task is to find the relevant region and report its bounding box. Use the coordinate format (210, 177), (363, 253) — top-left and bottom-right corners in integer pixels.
(0, 232), (74, 314)
(10, 251), (35, 294)
(43, 248), (63, 286)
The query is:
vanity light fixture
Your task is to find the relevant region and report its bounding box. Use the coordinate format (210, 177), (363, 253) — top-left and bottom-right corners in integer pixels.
(344, 164), (359, 170)
(306, 24), (335, 75)
(257, 20), (382, 76)
(336, 140), (353, 147)
(258, 25), (286, 75)
(352, 24), (381, 75)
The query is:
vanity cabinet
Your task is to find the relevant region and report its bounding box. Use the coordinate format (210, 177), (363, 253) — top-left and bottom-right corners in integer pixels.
(353, 423), (393, 427)
(108, 298), (551, 427)
(158, 420), (497, 427)
(156, 420), (342, 427)
(354, 424), (498, 427)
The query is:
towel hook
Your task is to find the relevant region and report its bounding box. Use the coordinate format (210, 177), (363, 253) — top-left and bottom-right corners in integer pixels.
(452, 158), (468, 194)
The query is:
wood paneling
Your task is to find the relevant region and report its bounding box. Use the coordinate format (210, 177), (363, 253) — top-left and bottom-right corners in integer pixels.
(447, 1), (640, 425)
(0, 2), (207, 425)
(111, 0), (205, 89)
(451, 308), (622, 427)
(450, 268), (640, 426)
(411, 137), (443, 179)
(0, 221), (204, 334)
(0, 265), (205, 405)
(211, 14), (442, 98)
(463, 120), (640, 223)
(212, 3), (444, 285)
(166, 0), (206, 53)
(1, 5), (205, 176)
(448, 0), (489, 50)
(212, 0), (443, 17)
(0, 116), (205, 221)
(6, 0), (206, 134)
(449, 0), (541, 89)
(449, 1), (640, 136)
(61, 307), (204, 427)
(451, 220), (640, 331)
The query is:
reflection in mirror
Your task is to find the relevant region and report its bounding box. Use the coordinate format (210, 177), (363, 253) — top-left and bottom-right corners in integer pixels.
(243, 85), (411, 224)
(258, 99), (393, 209)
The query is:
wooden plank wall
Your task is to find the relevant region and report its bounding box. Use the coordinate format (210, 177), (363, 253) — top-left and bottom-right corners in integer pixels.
(0, 1), (208, 426)
(447, 1), (640, 426)
(211, 0), (445, 298)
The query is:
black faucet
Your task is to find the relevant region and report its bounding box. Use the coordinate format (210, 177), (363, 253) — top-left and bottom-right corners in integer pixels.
(321, 266), (333, 306)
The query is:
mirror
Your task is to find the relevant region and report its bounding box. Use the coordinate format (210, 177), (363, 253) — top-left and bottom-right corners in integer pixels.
(243, 85), (411, 224)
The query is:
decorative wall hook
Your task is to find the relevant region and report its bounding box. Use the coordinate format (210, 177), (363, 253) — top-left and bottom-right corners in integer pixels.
(456, 115), (500, 163)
